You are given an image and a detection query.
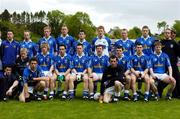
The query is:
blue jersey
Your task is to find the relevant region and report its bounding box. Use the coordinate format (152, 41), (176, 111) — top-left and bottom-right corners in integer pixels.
(19, 40), (38, 58)
(90, 55), (109, 73)
(135, 36), (155, 55)
(117, 55), (131, 71)
(36, 53), (54, 71)
(53, 54), (73, 72)
(114, 39), (134, 56)
(130, 54), (149, 71)
(149, 52), (171, 74)
(72, 54), (90, 72)
(38, 36), (57, 54)
(56, 35), (75, 56)
(1, 40), (19, 66)
(73, 39), (92, 56)
(23, 65), (44, 84)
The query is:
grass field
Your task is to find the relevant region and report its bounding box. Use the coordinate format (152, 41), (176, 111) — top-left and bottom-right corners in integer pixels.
(1, 83), (180, 119)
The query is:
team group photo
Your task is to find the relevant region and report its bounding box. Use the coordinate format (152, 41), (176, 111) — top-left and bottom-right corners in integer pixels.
(0, 0), (180, 119)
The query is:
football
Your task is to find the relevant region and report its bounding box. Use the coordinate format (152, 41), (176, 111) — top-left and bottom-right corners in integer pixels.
(94, 92), (100, 100)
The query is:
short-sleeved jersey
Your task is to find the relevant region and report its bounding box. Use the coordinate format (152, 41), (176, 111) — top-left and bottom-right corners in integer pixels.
(1, 40), (19, 66)
(56, 34), (75, 56)
(117, 55), (131, 71)
(130, 53), (149, 71)
(36, 53), (54, 71)
(53, 54), (72, 72)
(135, 36), (155, 55)
(90, 55), (109, 73)
(23, 65), (44, 84)
(72, 54), (90, 72)
(73, 39), (92, 56)
(92, 36), (111, 56)
(149, 52), (171, 74)
(19, 40), (38, 58)
(38, 36), (57, 54)
(114, 39), (134, 56)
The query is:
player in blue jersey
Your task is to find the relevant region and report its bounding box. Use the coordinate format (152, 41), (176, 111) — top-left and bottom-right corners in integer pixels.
(89, 45), (109, 98)
(114, 29), (134, 56)
(92, 26), (111, 56)
(130, 43), (150, 102)
(72, 30), (92, 56)
(1, 30), (19, 68)
(56, 25), (75, 56)
(53, 44), (72, 99)
(38, 26), (57, 55)
(19, 30), (38, 58)
(69, 44), (92, 99)
(116, 46), (131, 100)
(135, 26), (155, 97)
(135, 26), (155, 56)
(36, 42), (55, 99)
(149, 41), (176, 100)
(19, 57), (49, 102)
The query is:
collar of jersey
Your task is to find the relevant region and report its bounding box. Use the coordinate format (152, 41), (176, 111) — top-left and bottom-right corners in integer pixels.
(121, 38), (129, 42)
(59, 53), (67, 58)
(41, 52), (50, 57)
(23, 39), (32, 43)
(43, 36), (51, 40)
(118, 54), (125, 60)
(28, 66), (37, 72)
(61, 34), (69, 39)
(135, 52), (144, 57)
(76, 53), (85, 58)
(97, 35), (105, 39)
(141, 35), (150, 40)
(78, 39), (86, 43)
(154, 51), (162, 57)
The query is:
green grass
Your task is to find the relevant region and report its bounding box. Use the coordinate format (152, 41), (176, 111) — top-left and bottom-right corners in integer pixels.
(0, 98), (180, 119)
(1, 83), (180, 119)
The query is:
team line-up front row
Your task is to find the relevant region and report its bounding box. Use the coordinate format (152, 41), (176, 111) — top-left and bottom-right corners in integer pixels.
(0, 25), (178, 103)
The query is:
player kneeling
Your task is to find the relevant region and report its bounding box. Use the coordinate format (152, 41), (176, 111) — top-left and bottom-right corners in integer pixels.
(19, 57), (49, 102)
(99, 55), (124, 103)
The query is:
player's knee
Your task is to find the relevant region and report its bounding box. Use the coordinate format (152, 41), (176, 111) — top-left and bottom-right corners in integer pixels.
(40, 81), (46, 88)
(115, 81), (121, 87)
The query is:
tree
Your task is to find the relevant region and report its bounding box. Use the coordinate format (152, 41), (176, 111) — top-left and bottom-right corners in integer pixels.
(38, 10), (46, 22)
(1, 9), (11, 21)
(47, 10), (65, 36)
(157, 21), (168, 33)
(173, 20), (180, 37)
(63, 12), (96, 41)
(128, 27), (141, 39)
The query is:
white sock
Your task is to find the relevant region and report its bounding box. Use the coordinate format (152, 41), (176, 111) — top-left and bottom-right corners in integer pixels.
(50, 91), (54, 95)
(124, 90), (129, 94)
(44, 88), (49, 92)
(115, 92), (120, 97)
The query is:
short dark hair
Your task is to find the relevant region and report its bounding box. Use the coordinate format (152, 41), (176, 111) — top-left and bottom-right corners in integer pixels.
(116, 46), (124, 51)
(79, 29), (85, 34)
(4, 65), (12, 70)
(109, 55), (118, 61)
(135, 42), (143, 47)
(59, 44), (66, 49)
(142, 25), (149, 30)
(76, 43), (83, 48)
(29, 57), (38, 63)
